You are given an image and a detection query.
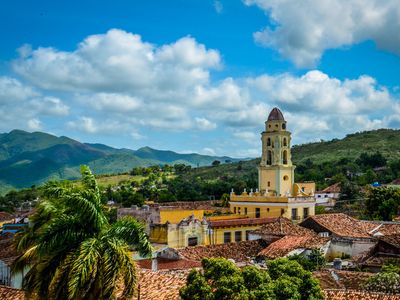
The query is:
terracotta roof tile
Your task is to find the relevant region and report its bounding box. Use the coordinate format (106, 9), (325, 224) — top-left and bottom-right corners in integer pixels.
(0, 233), (17, 265)
(0, 212), (13, 222)
(267, 107), (285, 121)
(321, 182), (341, 193)
(314, 270), (373, 290)
(258, 235), (329, 259)
(301, 213), (372, 238)
(137, 270), (188, 300)
(323, 290), (400, 300)
(0, 285), (24, 300)
(177, 240), (265, 262)
(251, 217), (315, 237)
(208, 217), (274, 228)
(136, 258), (201, 270)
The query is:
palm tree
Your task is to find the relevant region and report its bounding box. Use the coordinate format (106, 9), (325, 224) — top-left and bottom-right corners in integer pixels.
(13, 166), (152, 300)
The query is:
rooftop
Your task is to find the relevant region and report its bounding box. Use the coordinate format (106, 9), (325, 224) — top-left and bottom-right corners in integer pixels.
(0, 286), (24, 300)
(251, 217), (315, 237)
(314, 269), (373, 290)
(319, 182), (341, 193)
(137, 270), (188, 300)
(300, 213), (373, 238)
(136, 258), (201, 270)
(258, 235), (329, 259)
(0, 233), (18, 265)
(177, 240), (265, 262)
(323, 290), (400, 300)
(267, 107), (285, 121)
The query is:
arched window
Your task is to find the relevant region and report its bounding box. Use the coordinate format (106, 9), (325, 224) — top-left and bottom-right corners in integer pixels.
(283, 138), (287, 147)
(267, 151), (272, 165)
(283, 175), (289, 181)
(267, 138), (271, 146)
(283, 150), (288, 164)
(282, 123), (286, 130)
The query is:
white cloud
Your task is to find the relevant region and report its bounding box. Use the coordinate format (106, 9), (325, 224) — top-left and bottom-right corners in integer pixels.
(27, 118), (42, 131)
(201, 147), (216, 156)
(195, 117), (217, 131)
(244, 0), (400, 67)
(0, 76), (69, 131)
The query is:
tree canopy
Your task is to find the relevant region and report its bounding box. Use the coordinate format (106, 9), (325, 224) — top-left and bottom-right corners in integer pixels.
(180, 257), (324, 300)
(13, 165), (152, 300)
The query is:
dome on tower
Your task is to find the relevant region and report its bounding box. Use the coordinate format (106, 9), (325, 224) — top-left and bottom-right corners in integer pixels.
(267, 107), (285, 121)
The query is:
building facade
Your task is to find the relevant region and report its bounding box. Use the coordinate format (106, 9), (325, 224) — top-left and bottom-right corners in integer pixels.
(230, 107), (316, 222)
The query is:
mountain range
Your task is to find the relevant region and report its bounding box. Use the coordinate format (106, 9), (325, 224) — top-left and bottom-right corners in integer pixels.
(0, 130), (239, 192)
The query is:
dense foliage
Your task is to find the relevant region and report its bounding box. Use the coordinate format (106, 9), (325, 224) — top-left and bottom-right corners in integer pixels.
(179, 257), (324, 300)
(364, 187), (400, 221)
(13, 166), (152, 300)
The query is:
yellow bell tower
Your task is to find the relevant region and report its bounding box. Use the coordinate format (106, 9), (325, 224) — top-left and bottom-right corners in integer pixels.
(259, 107), (295, 197)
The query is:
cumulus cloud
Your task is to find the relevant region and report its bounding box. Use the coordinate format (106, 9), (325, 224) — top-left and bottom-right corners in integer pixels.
(4, 29), (400, 156)
(244, 0), (400, 67)
(0, 76), (69, 131)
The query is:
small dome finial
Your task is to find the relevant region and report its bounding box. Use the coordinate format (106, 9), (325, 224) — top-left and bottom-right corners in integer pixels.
(267, 107), (285, 121)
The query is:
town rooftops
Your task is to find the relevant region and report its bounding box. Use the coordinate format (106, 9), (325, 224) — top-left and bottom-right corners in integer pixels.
(136, 270), (188, 300)
(300, 213), (373, 238)
(316, 182), (341, 194)
(258, 235), (329, 259)
(0, 286), (24, 300)
(136, 258), (201, 270)
(251, 217), (315, 238)
(177, 240), (265, 263)
(314, 270), (374, 290)
(267, 107), (285, 121)
(323, 290), (400, 300)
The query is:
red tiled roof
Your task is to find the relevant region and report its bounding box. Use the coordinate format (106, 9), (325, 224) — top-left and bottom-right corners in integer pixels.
(177, 240), (264, 262)
(0, 212), (13, 222)
(136, 258), (201, 270)
(301, 213), (372, 238)
(251, 217), (315, 237)
(258, 235), (329, 259)
(0, 286), (24, 300)
(0, 233), (17, 265)
(314, 270), (373, 290)
(321, 182), (341, 193)
(137, 270), (188, 300)
(208, 217), (274, 228)
(323, 290), (400, 300)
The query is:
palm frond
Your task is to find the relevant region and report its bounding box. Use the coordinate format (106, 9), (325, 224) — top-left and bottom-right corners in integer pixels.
(106, 217), (153, 257)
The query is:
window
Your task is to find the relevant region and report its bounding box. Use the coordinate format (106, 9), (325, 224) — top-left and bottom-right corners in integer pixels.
(282, 123), (286, 130)
(188, 237), (198, 246)
(318, 195), (321, 198)
(303, 207), (309, 219)
(244, 207), (248, 215)
(283, 150), (288, 164)
(238, 207), (241, 215)
(291, 208), (298, 220)
(267, 138), (271, 146)
(246, 230), (251, 241)
(275, 124), (278, 128)
(255, 208), (261, 218)
(283, 138), (287, 146)
(224, 232), (231, 243)
(267, 181), (271, 187)
(280, 208), (285, 216)
(234, 207), (236, 214)
(283, 175), (289, 181)
(319, 232), (329, 237)
(301, 187), (305, 192)
(267, 208), (270, 212)
(267, 151), (272, 165)
(324, 195), (328, 198)
(235, 231), (242, 242)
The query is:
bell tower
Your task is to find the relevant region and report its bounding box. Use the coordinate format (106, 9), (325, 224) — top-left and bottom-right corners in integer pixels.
(259, 107), (295, 197)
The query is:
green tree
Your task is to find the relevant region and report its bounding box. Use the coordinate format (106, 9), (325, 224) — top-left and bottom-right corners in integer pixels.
(180, 257), (324, 300)
(13, 166), (152, 300)
(212, 160), (221, 166)
(365, 187), (400, 220)
(363, 272), (400, 294)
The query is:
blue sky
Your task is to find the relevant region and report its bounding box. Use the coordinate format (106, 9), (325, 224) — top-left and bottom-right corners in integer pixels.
(1, 0), (400, 157)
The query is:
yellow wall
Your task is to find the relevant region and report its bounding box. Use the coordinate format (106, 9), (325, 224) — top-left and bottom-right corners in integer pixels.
(149, 224), (168, 244)
(294, 182), (315, 196)
(159, 209), (204, 224)
(210, 225), (262, 244)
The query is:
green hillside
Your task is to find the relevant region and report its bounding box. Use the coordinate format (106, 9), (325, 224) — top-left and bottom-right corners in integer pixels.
(0, 130), (239, 193)
(291, 129), (400, 164)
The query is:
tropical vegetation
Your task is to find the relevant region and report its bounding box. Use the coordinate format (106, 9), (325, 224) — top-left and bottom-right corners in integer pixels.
(179, 257), (324, 300)
(13, 166), (152, 300)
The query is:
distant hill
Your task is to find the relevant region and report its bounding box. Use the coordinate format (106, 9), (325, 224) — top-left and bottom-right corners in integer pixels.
(0, 130), (240, 192)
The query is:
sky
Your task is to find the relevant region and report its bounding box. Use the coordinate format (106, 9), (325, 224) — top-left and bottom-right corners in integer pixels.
(1, 0), (400, 158)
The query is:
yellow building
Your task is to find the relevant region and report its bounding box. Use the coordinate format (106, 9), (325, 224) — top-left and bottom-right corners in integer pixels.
(230, 107), (316, 222)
